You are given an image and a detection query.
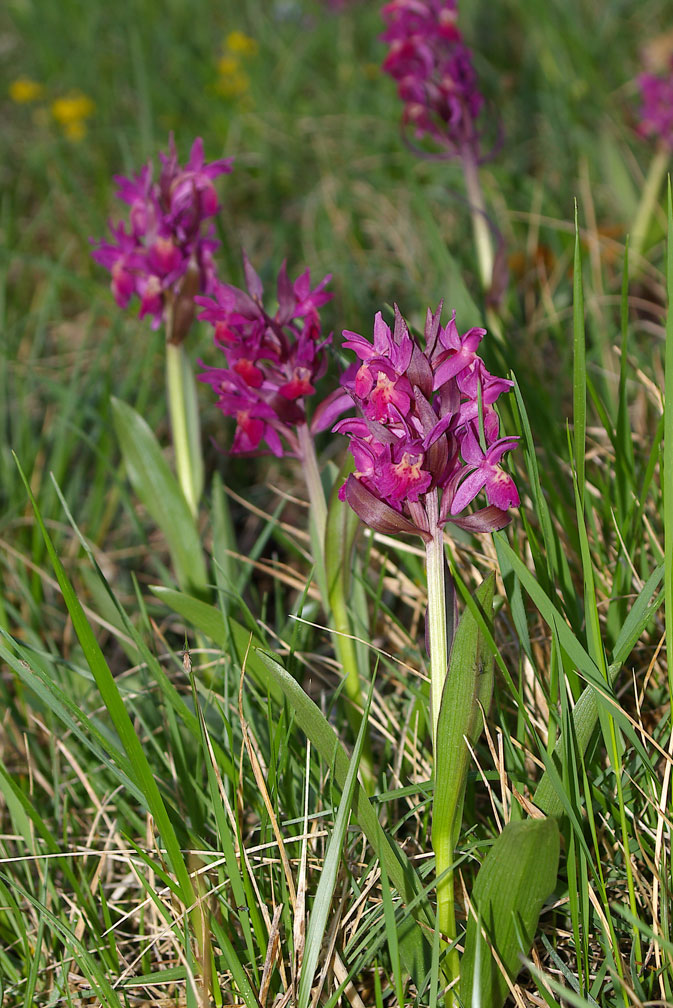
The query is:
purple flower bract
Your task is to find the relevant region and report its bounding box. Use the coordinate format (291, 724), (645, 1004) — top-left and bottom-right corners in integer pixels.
(334, 304), (519, 541)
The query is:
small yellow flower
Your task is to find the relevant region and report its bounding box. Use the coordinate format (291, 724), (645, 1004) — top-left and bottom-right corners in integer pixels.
(217, 55), (240, 77)
(50, 91), (95, 140)
(216, 55), (250, 97)
(9, 77), (44, 103)
(225, 30), (258, 57)
(217, 71), (250, 98)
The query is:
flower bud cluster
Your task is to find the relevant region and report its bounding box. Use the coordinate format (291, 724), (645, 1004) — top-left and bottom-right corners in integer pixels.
(381, 0), (484, 157)
(637, 58), (673, 151)
(91, 136), (232, 338)
(197, 256), (350, 457)
(334, 304), (518, 541)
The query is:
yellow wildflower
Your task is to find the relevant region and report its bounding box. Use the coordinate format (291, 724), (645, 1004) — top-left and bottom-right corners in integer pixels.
(216, 56), (249, 97)
(50, 91), (95, 140)
(9, 77), (44, 103)
(225, 30), (258, 57)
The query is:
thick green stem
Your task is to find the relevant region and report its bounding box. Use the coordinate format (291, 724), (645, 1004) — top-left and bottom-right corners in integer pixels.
(166, 338), (204, 519)
(297, 422), (327, 543)
(297, 424), (376, 793)
(630, 147), (669, 277)
(462, 147), (494, 297)
(426, 493), (448, 751)
(425, 493), (460, 1004)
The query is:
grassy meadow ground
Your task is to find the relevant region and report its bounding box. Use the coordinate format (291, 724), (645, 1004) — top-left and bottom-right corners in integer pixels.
(2, 0), (673, 1005)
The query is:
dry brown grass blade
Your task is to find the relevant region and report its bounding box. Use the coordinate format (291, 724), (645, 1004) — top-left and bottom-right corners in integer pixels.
(260, 904), (284, 1008)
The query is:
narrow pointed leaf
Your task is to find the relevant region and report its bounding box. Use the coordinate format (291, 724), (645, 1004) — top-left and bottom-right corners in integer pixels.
(111, 396), (208, 595)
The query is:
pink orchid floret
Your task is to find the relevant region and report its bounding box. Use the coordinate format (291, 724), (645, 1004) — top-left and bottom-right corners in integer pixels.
(198, 254), (346, 458)
(637, 57), (673, 151)
(381, 0), (486, 158)
(91, 135), (233, 339)
(334, 303), (518, 540)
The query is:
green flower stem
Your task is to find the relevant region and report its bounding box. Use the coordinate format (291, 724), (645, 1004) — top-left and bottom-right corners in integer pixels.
(297, 422), (328, 544)
(425, 491), (460, 1005)
(630, 146), (669, 276)
(165, 336), (204, 520)
(426, 493), (448, 751)
(462, 146), (494, 297)
(297, 423), (376, 794)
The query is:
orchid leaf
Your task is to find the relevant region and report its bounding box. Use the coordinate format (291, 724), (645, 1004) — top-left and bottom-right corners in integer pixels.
(111, 397), (208, 597)
(461, 817), (560, 1008)
(432, 573), (495, 853)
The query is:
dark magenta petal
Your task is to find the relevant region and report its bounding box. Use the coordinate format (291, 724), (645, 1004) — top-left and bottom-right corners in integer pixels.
(342, 475), (432, 542)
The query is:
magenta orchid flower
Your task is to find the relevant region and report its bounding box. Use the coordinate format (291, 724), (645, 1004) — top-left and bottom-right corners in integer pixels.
(637, 57), (673, 151)
(334, 303), (518, 541)
(91, 135), (233, 341)
(197, 255), (347, 458)
(381, 0), (487, 159)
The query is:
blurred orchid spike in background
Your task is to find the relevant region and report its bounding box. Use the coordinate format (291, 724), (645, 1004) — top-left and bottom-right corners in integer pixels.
(637, 56), (673, 151)
(381, 0), (487, 161)
(381, 0), (505, 303)
(197, 254), (350, 459)
(91, 136), (233, 344)
(334, 303), (519, 541)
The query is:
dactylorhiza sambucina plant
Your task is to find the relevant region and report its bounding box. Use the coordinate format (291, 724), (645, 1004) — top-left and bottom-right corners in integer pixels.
(92, 136), (233, 516)
(630, 56), (673, 271)
(381, 0), (502, 303)
(335, 302), (518, 1002)
(196, 256), (377, 786)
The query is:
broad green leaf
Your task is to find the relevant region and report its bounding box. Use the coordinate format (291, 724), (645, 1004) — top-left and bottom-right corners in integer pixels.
(433, 574), (494, 853)
(461, 817), (560, 1008)
(111, 397), (208, 596)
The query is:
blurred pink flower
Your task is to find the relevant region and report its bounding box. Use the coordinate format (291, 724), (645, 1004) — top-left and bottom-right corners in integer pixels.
(637, 57), (673, 150)
(92, 136), (232, 339)
(381, 0), (485, 158)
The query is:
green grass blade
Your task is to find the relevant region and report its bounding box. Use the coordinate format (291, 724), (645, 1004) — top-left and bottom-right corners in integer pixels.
(297, 681), (372, 1008)
(665, 178), (673, 709)
(573, 201), (587, 506)
(254, 648), (433, 982)
(13, 453), (195, 911)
